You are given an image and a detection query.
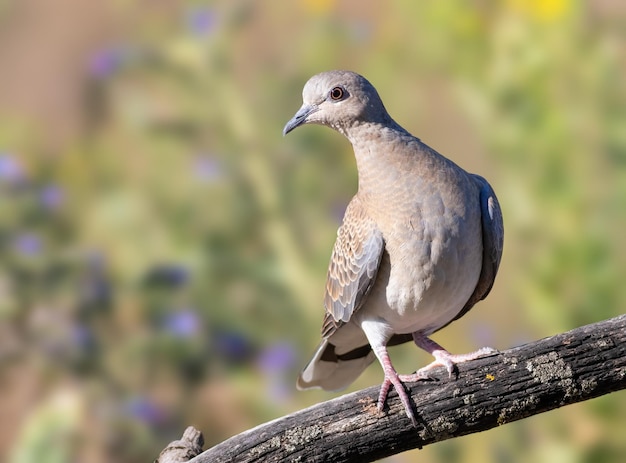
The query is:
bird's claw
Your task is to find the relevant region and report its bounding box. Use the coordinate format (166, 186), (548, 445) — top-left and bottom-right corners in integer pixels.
(377, 372), (418, 427)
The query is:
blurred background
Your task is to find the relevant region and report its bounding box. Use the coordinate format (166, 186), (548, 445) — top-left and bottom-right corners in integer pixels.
(0, 0), (625, 462)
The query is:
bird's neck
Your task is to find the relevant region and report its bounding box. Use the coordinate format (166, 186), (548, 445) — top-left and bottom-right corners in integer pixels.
(347, 121), (417, 193)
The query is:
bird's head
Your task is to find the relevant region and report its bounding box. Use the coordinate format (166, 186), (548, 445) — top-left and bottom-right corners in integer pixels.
(283, 70), (391, 137)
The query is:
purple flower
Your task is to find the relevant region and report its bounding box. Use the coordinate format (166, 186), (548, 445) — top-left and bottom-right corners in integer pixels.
(40, 184), (65, 210)
(193, 155), (222, 183)
(163, 309), (200, 338)
(13, 233), (42, 256)
(145, 264), (190, 287)
(185, 7), (217, 36)
(88, 48), (124, 79)
(0, 154), (24, 183)
(256, 342), (297, 374)
(257, 343), (298, 403)
(212, 331), (253, 363)
(72, 324), (96, 351)
(125, 397), (166, 425)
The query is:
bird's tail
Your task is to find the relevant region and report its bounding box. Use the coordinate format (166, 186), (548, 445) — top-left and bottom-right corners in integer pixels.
(296, 339), (376, 391)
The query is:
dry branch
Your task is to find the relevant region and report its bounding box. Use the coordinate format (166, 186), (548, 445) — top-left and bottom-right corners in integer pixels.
(161, 315), (626, 463)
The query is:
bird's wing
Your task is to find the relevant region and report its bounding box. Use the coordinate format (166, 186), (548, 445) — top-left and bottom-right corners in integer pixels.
(323, 197), (384, 334)
(454, 174), (504, 321)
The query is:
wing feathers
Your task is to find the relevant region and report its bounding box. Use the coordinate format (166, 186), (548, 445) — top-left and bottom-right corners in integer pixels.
(323, 198), (384, 327)
(453, 175), (504, 321)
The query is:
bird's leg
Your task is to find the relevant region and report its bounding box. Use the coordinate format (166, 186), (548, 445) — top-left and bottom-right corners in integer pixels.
(400, 332), (497, 381)
(372, 345), (419, 427)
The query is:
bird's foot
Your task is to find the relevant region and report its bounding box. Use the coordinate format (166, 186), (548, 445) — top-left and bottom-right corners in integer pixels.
(373, 338), (498, 427)
(376, 349), (422, 427)
(404, 346), (498, 380)
(377, 369), (419, 427)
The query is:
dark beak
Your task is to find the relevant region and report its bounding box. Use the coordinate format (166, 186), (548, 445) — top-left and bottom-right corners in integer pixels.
(282, 104), (318, 136)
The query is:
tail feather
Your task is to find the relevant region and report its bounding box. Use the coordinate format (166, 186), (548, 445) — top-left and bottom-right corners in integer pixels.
(297, 339), (376, 391)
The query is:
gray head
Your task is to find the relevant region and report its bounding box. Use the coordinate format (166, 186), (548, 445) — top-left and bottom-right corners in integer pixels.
(283, 71), (392, 137)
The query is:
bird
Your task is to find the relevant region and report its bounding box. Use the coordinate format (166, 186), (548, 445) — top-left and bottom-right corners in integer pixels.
(283, 70), (504, 426)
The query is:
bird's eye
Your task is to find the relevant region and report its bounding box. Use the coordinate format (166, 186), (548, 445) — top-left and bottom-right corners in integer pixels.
(330, 86), (345, 101)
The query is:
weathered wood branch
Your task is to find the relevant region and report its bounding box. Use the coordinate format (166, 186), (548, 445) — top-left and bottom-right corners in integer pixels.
(161, 315), (626, 463)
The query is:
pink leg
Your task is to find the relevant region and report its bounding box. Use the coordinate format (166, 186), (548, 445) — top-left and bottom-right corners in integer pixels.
(399, 332), (497, 382)
(373, 345), (419, 427)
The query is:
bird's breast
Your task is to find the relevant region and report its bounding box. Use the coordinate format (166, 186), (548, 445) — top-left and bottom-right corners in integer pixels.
(361, 183), (483, 335)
